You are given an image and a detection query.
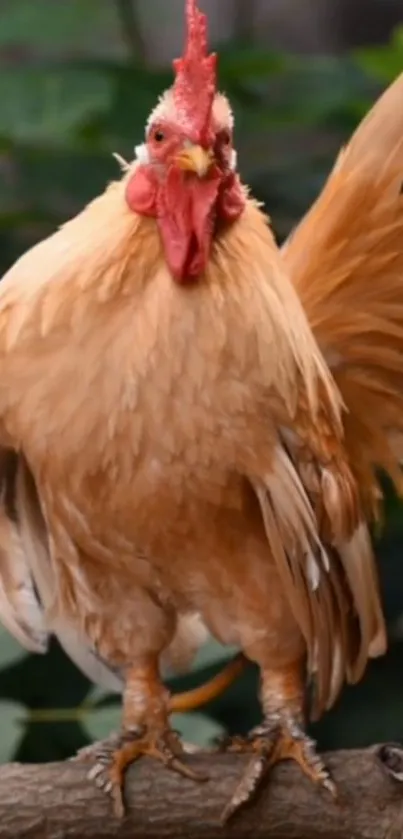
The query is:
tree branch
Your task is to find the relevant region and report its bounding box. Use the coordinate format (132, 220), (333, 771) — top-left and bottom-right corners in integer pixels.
(1, 745), (403, 838)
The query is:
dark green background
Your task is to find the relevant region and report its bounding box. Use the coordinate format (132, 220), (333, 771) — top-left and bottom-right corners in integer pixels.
(0, 1), (403, 765)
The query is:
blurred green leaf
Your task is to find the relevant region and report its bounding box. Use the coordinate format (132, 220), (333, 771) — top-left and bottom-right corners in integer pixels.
(190, 639), (236, 672)
(0, 700), (26, 762)
(172, 712), (225, 748)
(83, 705), (120, 742)
(0, 66), (113, 145)
(354, 26), (403, 83)
(0, 0), (122, 57)
(17, 145), (114, 209)
(85, 683), (117, 708)
(0, 628), (27, 670)
(273, 56), (372, 128)
(218, 45), (288, 82)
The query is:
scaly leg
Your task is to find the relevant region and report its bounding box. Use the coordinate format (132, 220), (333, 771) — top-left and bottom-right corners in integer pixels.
(220, 661), (336, 823)
(75, 657), (206, 817)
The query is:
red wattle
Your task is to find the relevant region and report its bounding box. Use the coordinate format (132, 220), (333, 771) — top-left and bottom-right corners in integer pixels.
(218, 172), (246, 222)
(157, 166), (221, 282)
(125, 166), (158, 216)
(124, 164), (246, 283)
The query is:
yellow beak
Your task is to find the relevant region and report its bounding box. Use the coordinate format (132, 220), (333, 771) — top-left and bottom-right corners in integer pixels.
(176, 145), (214, 178)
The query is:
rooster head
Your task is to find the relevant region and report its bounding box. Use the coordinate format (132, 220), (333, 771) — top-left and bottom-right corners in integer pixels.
(125, 0), (245, 283)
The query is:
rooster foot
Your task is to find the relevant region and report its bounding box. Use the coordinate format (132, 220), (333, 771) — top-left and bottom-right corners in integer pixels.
(74, 726), (207, 818)
(219, 714), (336, 823)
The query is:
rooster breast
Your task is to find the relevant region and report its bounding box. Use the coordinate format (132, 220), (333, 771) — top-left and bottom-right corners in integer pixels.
(32, 261), (276, 593)
(0, 200), (320, 671)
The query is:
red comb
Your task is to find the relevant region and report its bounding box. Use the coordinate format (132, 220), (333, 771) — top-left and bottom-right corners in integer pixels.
(172, 0), (217, 146)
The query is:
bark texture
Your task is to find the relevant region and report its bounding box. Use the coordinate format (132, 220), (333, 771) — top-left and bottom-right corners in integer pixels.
(1, 746), (403, 838)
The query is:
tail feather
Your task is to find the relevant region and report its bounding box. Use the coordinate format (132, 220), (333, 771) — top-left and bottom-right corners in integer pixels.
(277, 76), (403, 711)
(283, 72), (403, 515)
(283, 70), (403, 514)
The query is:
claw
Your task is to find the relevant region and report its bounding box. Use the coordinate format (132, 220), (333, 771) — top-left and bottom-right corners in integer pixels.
(220, 715), (336, 823)
(76, 727), (208, 819)
(221, 753), (269, 823)
(87, 763), (105, 782)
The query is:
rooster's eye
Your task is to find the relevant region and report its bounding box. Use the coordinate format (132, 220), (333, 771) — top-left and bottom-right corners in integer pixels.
(153, 129), (165, 143)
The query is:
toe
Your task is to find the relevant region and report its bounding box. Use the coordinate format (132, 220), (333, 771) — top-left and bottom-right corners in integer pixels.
(221, 752), (270, 823)
(220, 716), (336, 823)
(221, 729), (280, 823)
(82, 727), (207, 819)
(86, 758), (126, 818)
(73, 734), (120, 763)
(167, 755), (208, 782)
(286, 731), (336, 796)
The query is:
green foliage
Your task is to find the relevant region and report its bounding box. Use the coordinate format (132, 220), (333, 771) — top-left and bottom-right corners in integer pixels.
(0, 1), (122, 55)
(0, 2), (402, 763)
(0, 67), (113, 145)
(354, 26), (403, 82)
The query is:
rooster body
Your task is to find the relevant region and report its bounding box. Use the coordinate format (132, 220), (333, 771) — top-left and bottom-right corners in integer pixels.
(0, 193), (329, 678)
(1, 0), (403, 821)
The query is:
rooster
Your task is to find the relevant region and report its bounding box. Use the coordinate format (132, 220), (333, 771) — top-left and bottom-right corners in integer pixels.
(0, 0), (402, 822)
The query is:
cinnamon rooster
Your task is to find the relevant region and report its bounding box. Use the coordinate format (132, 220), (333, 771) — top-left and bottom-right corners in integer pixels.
(0, 0), (402, 822)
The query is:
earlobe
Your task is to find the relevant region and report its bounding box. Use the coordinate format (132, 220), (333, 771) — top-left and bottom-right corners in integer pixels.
(134, 144), (150, 165)
(125, 166), (158, 216)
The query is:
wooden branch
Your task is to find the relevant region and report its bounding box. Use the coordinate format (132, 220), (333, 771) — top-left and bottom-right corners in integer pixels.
(1, 746), (403, 839)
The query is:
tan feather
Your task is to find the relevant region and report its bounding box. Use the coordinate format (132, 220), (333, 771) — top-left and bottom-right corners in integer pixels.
(283, 70), (403, 515)
(0, 450), (48, 653)
(0, 117), (389, 729)
(278, 73), (403, 710)
(16, 455), (209, 686)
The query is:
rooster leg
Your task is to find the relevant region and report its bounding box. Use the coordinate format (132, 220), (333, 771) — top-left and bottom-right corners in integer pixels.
(75, 658), (207, 818)
(220, 662), (336, 823)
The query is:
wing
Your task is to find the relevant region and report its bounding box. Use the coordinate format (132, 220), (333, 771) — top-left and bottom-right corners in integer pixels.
(253, 389), (385, 719)
(0, 171), (141, 690)
(0, 448), (48, 652)
(0, 450), (124, 691)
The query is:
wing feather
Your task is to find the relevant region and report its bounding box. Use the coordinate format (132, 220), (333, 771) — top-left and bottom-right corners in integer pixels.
(0, 450), (124, 691)
(0, 449), (48, 653)
(253, 425), (384, 717)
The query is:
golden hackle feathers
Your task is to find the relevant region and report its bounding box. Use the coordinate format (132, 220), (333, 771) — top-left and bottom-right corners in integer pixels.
(0, 172), (338, 454)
